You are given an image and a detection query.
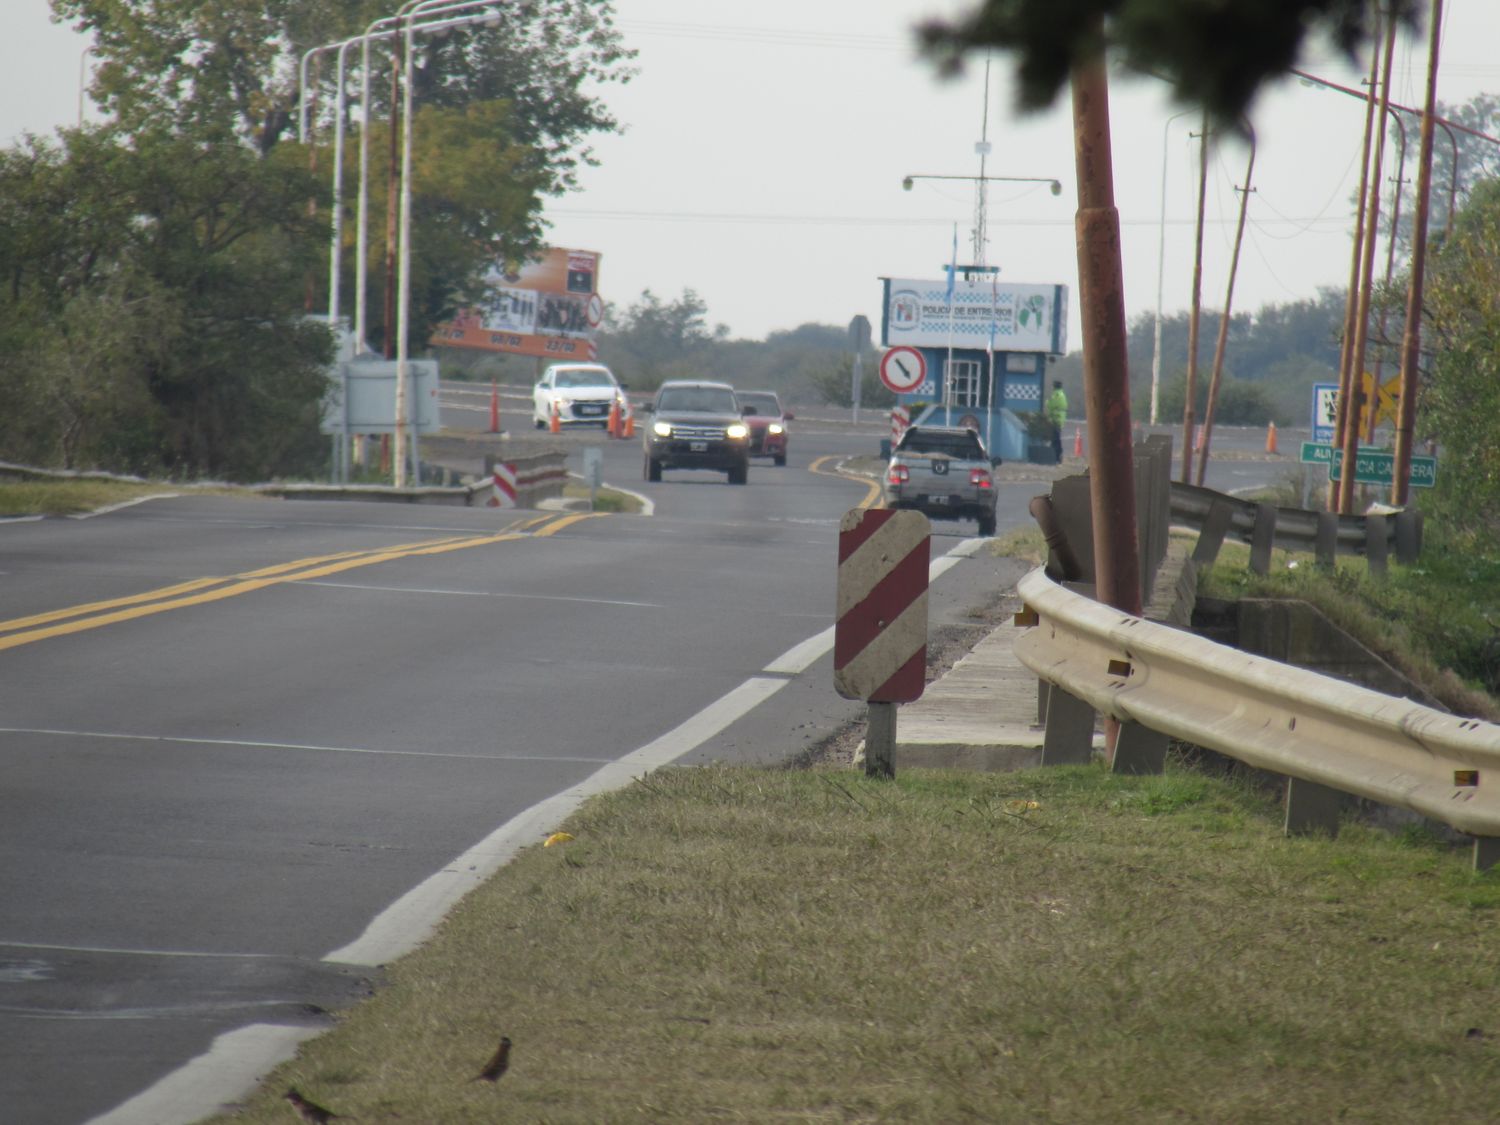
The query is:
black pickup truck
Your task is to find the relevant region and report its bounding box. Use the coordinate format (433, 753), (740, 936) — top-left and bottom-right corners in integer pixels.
(641, 380), (751, 485)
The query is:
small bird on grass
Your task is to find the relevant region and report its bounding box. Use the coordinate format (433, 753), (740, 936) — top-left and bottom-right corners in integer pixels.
(284, 1087), (343, 1123)
(472, 1035), (513, 1082)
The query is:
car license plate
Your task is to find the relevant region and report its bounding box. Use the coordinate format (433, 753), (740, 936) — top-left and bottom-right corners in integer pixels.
(579, 404), (603, 415)
(690, 441), (708, 452)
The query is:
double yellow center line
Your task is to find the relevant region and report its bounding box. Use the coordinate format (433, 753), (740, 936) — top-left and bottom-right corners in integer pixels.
(0, 511), (603, 654)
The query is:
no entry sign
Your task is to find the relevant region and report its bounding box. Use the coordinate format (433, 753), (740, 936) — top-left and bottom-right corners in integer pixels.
(879, 346), (927, 395)
(834, 508), (930, 703)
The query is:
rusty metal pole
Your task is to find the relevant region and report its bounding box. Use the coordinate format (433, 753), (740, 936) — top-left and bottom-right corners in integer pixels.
(1369, 108), (1407, 445)
(1179, 112), (1208, 484)
(1328, 20), (1382, 511)
(1196, 127), (1256, 487)
(1071, 44), (1141, 619)
(1337, 15), (1397, 516)
(1393, 0), (1445, 507)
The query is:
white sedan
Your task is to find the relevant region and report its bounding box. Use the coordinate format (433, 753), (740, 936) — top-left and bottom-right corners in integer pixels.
(532, 363), (629, 429)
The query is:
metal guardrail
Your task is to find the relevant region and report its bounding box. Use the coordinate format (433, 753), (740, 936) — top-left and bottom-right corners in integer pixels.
(1013, 567), (1500, 871)
(1169, 480), (1422, 575)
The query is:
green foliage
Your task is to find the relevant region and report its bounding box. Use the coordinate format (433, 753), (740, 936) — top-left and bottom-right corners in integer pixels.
(809, 353), (896, 410)
(1420, 179), (1500, 535)
(917, 0), (1417, 123)
(0, 130), (332, 480)
(1197, 521), (1500, 713)
(595, 289), (728, 392)
(1153, 370), (1277, 426)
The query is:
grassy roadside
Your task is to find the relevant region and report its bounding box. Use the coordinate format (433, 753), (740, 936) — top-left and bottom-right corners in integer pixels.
(0, 477), (209, 517)
(206, 761), (1500, 1124)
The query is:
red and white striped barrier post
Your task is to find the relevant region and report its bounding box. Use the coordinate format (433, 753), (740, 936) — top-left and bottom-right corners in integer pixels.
(890, 405), (910, 451)
(488, 462), (519, 508)
(834, 507), (931, 778)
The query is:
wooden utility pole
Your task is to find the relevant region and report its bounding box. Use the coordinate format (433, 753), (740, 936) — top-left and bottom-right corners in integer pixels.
(1393, 0), (1445, 506)
(1180, 112), (1208, 485)
(1329, 16), (1383, 512)
(1337, 15), (1397, 516)
(1196, 127), (1256, 487)
(1070, 38), (1140, 618)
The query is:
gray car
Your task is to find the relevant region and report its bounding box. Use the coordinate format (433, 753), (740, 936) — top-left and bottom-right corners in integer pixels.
(883, 424), (999, 536)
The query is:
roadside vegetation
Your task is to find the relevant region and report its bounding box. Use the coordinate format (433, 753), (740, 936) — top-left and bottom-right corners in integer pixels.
(207, 761), (1500, 1124)
(0, 477), (226, 517)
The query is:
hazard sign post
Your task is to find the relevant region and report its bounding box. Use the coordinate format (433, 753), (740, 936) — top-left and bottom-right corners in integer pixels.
(834, 507), (930, 778)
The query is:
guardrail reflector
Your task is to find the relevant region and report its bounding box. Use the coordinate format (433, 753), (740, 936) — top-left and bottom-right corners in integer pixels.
(1456, 770), (1480, 787)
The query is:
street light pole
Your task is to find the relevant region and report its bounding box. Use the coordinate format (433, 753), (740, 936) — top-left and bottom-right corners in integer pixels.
(1152, 109), (1193, 427)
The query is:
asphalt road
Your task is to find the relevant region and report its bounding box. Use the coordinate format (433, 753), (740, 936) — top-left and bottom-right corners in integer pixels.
(1, 403), (1038, 1123)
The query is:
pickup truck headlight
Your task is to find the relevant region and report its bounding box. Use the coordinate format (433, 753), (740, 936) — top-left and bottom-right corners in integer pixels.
(767, 423), (784, 435)
(726, 422), (749, 440)
(652, 420), (673, 438)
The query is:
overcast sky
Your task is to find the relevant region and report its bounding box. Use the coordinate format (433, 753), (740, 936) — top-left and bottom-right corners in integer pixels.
(6, 1), (1499, 353)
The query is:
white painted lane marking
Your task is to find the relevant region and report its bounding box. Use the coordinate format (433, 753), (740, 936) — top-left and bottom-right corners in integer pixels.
(1, 941), (288, 960)
(69, 495), (184, 519)
(83, 539), (978, 1124)
(0, 728), (611, 765)
(763, 626), (836, 676)
(295, 580), (663, 608)
(84, 1024), (322, 1125)
(322, 675), (789, 968)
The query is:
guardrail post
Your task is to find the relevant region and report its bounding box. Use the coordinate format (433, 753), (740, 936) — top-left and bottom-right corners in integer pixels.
(1473, 837), (1500, 873)
(1112, 722), (1169, 775)
(1249, 503), (1277, 575)
(1191, 499), (1234, 566)
(1395, 509), (1422, 564)
(1315, 512), (1338, 567)
(866, 702), (896, 779)
(1365, 513), (1389, 577)
(1284, 777), (1341, 837)
(1041, 685), (1095, 766)
(1037, 680), (1051, 725)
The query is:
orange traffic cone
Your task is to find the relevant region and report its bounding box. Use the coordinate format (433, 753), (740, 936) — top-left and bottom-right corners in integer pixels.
(549, 399), (561, 434)
(1265, 421), (1279, 455)
(622, 406), (635, 438)
(607, 398), (621, 438)
(1072, 426), (1083, 459)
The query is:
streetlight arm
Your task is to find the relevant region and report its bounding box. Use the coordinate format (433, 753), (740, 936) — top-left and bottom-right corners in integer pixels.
(904, 172), (1063, 194)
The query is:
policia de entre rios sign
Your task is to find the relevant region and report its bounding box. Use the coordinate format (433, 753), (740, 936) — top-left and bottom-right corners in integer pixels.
(1300, 443), (1437, 488)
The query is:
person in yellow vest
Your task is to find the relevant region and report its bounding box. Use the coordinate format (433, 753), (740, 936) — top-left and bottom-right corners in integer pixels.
(1045, 380), (1068, 463)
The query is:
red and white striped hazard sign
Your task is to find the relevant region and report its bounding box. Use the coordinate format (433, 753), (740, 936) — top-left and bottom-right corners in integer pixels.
(890, 405), (910, 446)
(488, 463), (518, 508)
(834, 508), (930, 703)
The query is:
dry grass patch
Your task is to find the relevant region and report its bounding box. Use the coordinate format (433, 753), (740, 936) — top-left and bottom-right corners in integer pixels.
(0, 478), (203, 517)
(213, 762), (1500, 1124)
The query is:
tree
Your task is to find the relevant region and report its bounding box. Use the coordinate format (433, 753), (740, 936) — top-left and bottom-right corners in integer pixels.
(0, 130), (332, 479)
(810, 354), (896, 410)
(1419, 178), (1500, 533)
(917, 0), (1419, 123)
(597, 290), (728, 391)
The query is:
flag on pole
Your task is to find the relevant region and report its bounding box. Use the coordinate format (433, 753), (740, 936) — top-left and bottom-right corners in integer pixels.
(945, 223), (958, 303)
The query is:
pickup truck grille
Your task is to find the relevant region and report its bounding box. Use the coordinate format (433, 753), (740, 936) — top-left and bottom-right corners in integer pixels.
(670, 423), (727, 441)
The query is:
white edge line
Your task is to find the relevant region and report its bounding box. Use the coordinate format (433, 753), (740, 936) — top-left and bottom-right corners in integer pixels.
(83, 1024), (321, 1125)
(763, 625), (836, 675)
(69, 494), (184, 519)
(89, 539), (977, 1124)
(322, 674), (788, 968)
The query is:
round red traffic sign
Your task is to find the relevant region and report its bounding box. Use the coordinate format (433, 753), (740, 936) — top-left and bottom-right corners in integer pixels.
(879, 346), (927, 394)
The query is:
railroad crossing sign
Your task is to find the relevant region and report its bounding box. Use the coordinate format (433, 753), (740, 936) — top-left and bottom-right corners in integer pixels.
(879, 346), (927, 394)
(834, 508), (930, 702)
(1299, 442), (1437, 488)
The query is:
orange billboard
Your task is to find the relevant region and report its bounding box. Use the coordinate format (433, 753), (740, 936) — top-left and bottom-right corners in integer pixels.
(432, 248), (603, 360)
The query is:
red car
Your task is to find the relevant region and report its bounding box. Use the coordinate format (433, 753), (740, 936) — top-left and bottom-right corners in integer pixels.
(735, 390), (793, 466)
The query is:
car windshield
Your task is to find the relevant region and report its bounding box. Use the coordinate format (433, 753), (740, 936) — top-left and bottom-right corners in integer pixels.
(554, 369), (613, 388)
(899, 430), (986, 459)
(657, 387), (738, 413)
(737, 393), (780, 416)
